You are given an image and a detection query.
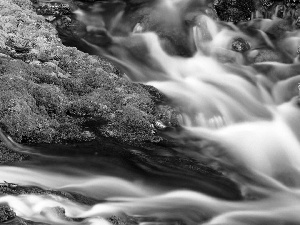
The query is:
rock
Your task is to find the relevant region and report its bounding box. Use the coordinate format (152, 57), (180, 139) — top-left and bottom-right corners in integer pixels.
(249, 48), (282, 63)
(0, 181), (98, 205)
(41, 206), (83, 222)
(213, 0), (255, 23)
(155, 105), (182, 128)
(260, 0), (275, 9)
(0, 205), (16, 223)
(285, 0), (300, 9)
(0, 0), (178, 146)
(213, 48), (244, 64)
(128, 148), (242, 200)
(253, 62), (300, 81)
(232, 37), (251, 52)
(124, 5), (195, 56)
(108, 215), (138, 225)
(35, 2), (71, 17)
(0, 181), (99, 225)
(154, 120), (167, 130)
(265, 18), (294, 38)
(0, 143), (28, 164)
(6, 217), (50, 225)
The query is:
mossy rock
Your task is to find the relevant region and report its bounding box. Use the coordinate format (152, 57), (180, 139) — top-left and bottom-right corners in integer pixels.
(0, 0), (176, 146)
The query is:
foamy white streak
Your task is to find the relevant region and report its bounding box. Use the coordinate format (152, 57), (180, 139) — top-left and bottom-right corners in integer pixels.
(0, 167), (159, 199)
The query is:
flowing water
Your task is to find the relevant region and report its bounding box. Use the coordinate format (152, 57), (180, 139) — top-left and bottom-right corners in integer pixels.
(2, 0), (300, 224)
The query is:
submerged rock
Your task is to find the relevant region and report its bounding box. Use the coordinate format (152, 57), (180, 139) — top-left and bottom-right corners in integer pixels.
(214, 0), (255, 23)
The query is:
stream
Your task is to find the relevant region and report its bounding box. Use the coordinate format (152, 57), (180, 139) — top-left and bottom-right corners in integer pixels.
(2, 0), (300, 224)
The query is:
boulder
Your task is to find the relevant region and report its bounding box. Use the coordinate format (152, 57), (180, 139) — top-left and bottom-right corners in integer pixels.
(0, 0), (178, 146)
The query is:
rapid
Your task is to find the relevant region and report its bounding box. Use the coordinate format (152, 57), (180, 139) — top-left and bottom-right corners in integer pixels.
(2, 0), (300, 224)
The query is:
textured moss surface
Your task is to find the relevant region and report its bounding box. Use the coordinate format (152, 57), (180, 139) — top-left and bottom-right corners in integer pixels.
(0, 0), (177, 146)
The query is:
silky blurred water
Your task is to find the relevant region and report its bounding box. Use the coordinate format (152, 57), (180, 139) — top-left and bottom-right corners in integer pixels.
(2, 0), (300, 224)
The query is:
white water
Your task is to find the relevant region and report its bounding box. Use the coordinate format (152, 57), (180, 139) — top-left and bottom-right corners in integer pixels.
(2, 0), (300, 224)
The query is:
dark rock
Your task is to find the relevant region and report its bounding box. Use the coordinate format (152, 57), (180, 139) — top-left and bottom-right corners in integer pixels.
(297, 45), (300, 54)
(214, 0), (255, 23)
(126, 7), (195, 56)
(232, 37), (251, 52)
(285, 0), (300, 8)
(276, 4), (285, 18)
(155, 105), (183, 128)
(261, 0), (275, 9)
(36, 2), (71, 17)
(253, 62), (300, 80)
(5, 217), (50, 225)
(0, 205), (16, 223)
(134, 216), (187, 225)
(128, 148), (242, 200)
(265, 18), (294, 38)
(0, 143), (28, 164)
(108, 215), (138, 225)
(295, 16), (300, 28)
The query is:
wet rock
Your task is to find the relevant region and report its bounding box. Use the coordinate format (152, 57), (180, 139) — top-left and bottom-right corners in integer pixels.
(132, 22), (143, 33)
(214, 48), (244, 64)
(253, 62), (300, 81)
(0, 205), (16, 223)
(108, 215), (138, 225)
(285, 0), (300, 8)
(127, 7), (195, 56)
(31, 0), (125, 54)
(134, 216), (187, 225)
(213, 0), (255, 23)
(155, 105), (183, 128)
(232, 37), (251, 52)
(295, 16), (300, 28)
(0, 182), (98, 225)
(128, 148), (242, 200)
(139, 84), (167, 104)
(41, 206), (84, 222)
(297, 45), (300, 54)
(0, 143), (28, 164)
(249, 48), (282, 63)
(266, 18), (294, 38)
(0, 182), (98, 205)
(0, 0), (174, 146)
(5, 217), (46, 225)
(261, 0), (275, 9)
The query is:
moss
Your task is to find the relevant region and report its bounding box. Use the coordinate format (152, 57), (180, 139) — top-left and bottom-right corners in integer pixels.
(0, 0), (172, 146)
(28, 83), (67, 116)
(54, 120), (93, 142)
(66, 92), (111, 117)
(102, 106), (159, 144)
